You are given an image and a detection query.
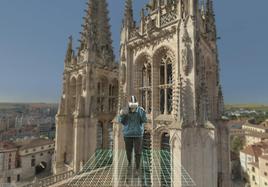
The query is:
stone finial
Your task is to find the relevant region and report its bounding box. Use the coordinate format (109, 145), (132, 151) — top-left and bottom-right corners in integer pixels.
(64, 36), (73, 64)
(124, 0), (134, 28)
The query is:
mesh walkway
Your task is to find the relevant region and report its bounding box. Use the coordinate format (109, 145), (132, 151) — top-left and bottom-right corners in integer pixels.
(66, 149), (195, 187)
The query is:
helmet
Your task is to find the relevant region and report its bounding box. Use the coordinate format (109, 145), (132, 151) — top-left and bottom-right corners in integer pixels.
(129, 95), (138, 110)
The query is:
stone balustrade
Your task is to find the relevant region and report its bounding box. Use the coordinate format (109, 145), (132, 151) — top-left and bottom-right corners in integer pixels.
(23, 170), (74, 187)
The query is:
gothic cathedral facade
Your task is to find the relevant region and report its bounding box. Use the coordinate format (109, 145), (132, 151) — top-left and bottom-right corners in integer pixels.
(54, 0), (230, 186)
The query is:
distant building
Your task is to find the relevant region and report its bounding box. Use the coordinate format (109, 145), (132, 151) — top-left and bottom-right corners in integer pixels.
(0, 138), (54, 185)
(247, 153), (268, 187)
(0, 141), (21, 184)
(243, 120), (268, 146)
(0, 126), (39, 141)
(240, 141), (268, 186)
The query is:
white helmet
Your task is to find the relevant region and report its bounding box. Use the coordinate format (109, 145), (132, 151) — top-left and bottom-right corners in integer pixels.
(129, 95), (139, 109)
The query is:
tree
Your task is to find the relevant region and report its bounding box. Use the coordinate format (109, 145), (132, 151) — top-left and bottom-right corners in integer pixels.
(231, 136), (245, 154)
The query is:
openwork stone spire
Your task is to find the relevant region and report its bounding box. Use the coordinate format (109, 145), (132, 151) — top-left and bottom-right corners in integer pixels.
(124, 0), (134, 28)
(79, 0), (115, 63)
(97, 0), (115, 62)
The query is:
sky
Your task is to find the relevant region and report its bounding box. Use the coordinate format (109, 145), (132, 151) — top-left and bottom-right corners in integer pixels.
(0, 0), (267, 104)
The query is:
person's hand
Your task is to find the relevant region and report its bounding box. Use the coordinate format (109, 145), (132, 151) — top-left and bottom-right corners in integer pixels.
(120, 107), (129, 115)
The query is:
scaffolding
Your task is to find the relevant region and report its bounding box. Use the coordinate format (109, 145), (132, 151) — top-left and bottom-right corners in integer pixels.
(67, 149), (196, 187)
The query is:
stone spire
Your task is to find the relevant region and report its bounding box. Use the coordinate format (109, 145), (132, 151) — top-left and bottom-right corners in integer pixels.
(97, 0), (115, 62)
(65, 36), (73, 64)
(205, 0), (216, 41)
(206, 0), (214, 14)
(79, 0), (115, 63)
(79, 0), (97, 53)
(123, 0), (134, 28)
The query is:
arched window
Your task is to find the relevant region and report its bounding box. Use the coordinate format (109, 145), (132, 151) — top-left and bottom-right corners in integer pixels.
(97, 78), (108, 112)
(137, 57), (152, 114)
(108, 80), (118, 112)
(159, 55), (173, 115)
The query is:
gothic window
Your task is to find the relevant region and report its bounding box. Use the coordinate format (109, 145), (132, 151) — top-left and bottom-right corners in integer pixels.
(108, 80), (118, 112)
(159, 55), (173, 115)
(139, 61), (152, 114)
(97, 78), (108, 112)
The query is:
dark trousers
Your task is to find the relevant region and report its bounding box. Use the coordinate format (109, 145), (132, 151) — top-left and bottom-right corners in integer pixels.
(124, 137), (143, 170)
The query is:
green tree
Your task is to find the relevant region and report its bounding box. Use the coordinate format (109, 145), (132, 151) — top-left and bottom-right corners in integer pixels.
(231, 136), (245, 154)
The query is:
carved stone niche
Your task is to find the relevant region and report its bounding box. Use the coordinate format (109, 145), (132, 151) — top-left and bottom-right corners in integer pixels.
(181, 28), (193, 76)
(120, 45), (126, 62)
(120, 63), (126, 84)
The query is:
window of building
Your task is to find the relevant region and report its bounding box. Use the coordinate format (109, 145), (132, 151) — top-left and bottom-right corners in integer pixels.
(25, 150), (28, 153)
(41, 146), (44, 150)
(9, 158), (11, 163)
(159, 55), (173, 115)
(108, 83), (118, 112)
(252, 167), (255, 172)
(265, 172), (267, 176)
(40, 153), (43, 156)
(17, 175), (20, 182)
(8, 164), (11, 170)
(139, 62), (152, 114)
(33, 148), (36, 152)
(7, 177), (11, 183)
(266, 163), (268, 166)
(97, 79), (107, 113)
(252, 175), (255, 181)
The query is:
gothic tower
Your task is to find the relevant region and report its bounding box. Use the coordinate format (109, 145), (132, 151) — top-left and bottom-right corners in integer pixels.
(54, 0), (118, 174)
(114, 0), (230, 186)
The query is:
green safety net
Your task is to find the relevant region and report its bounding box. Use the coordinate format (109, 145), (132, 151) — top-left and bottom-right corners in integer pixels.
(66, 149), (196, 187)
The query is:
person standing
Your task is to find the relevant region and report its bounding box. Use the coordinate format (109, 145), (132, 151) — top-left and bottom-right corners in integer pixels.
(118, 96), (147, 177)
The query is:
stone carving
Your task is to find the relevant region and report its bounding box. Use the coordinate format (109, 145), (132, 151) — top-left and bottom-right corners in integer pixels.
(120, 45), (126, 61)
(181, 28), (193, 76)
(181, 0), (189, 19)
(146, 16), (156, 34)
(160, 10), (177, 26)
(120, 63), (126, 84)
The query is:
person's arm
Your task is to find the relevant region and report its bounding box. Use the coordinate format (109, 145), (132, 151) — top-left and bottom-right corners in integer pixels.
(139, 107), (147, 124)
(117, 108), (129, 125)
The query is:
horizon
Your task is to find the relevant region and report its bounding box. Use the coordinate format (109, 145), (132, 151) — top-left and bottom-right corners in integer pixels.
(0, 0), (267, 104)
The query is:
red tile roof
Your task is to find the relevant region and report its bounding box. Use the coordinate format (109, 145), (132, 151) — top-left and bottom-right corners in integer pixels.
(241, 142), (268, 160)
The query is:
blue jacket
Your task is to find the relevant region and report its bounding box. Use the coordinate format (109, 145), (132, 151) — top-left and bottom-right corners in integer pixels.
(118, 106), (147, 137)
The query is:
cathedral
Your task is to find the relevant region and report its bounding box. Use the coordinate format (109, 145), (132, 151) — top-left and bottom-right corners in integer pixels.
(54, 0), (230, 186)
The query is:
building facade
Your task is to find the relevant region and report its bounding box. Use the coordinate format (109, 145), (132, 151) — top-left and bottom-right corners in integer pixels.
(54, 0), (231, 186)
(54, 0), (118, 174)
(0, 138), (54, 185)
(114, 0), (229, 187)
(243, 121), (268, 146)
(241, 142), (268, 187)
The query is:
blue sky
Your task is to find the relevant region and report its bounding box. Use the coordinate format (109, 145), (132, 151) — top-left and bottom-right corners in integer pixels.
(0, 0), (267, 104)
